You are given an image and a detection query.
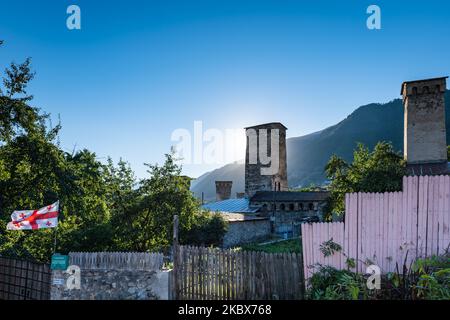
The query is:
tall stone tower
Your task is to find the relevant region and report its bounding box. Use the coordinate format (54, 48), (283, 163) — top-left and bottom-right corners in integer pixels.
(244, 122), (288, 197)
(215, 181), (232, 201)
(401, 77), (448, 175)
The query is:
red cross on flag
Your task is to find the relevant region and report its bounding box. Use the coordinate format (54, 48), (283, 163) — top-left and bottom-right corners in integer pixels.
(7, 201), (59, 230)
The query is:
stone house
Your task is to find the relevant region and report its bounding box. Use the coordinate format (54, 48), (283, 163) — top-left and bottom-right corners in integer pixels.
(202, 122), (330, 245)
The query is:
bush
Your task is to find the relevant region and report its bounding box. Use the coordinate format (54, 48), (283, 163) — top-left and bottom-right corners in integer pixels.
(181, 211), (228, 247)
(412, 254), (450, 300)
(307, 253), (450, 300)
(308, 266), (370, 300)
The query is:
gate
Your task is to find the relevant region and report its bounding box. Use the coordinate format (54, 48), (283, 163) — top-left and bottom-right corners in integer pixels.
(173, 245), (304, 300)
(0, 256), (51, 300)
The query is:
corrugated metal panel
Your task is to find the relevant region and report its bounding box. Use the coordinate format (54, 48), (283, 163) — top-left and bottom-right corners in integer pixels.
(250, 191), (330, 202)
(201, 198), (259, 213)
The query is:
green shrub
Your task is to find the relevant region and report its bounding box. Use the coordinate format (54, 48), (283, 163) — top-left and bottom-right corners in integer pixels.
(307, 253), (450, 300)
(181, 211), (228, 247)
(308, 266), (369, 300)
(412, 254), (450, 300)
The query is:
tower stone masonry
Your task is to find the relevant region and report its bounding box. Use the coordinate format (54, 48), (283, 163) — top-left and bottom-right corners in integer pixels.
(215, 181), (232, 201)
(401, 77), (448, 175)
(244, 122), (288, 197)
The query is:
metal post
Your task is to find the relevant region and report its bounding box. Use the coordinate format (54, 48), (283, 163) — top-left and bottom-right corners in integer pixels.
(172, 215), (179, 300)
(53, 201), (60, 254)
(53, 228), (57, 254)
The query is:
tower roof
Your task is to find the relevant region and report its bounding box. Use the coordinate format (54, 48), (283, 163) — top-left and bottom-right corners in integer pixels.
(400, 76), (448, 95)
(244, 122), (287, 130)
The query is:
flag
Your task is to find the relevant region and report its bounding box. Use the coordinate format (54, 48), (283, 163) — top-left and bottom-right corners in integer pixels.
(7, 201), (59, 230)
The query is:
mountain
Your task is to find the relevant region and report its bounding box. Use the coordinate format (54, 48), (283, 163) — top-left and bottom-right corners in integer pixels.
(191, 161), (245, 202)
(192, 91), (450, 202)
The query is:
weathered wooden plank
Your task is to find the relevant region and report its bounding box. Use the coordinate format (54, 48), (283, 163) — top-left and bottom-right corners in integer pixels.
(344, 193), (350, 263)
(444, 176), (450, 254)
(438, 175), (445, 255)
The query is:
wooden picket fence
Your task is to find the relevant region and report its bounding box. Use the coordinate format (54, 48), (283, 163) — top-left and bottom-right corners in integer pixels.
(173, 245), (304, 300)
(301, 175), (450, 280)
(69, 252), (164, 271)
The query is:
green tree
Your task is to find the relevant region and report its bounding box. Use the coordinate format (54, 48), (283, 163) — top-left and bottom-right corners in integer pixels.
(111, 151), (219, 251)
(0, 134), (115, 261)
(324, 142), (406, 219)
(0, 42), (226, 262)
(0, 44), (113, 261)
(181, 211), (228, 247)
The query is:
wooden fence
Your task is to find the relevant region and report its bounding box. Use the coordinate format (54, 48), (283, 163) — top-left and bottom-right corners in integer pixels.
(0, 256), (51, 300)
(301, 175), (450, 280)
(69, 252), (164, 271)
(173, 245), (304, 300)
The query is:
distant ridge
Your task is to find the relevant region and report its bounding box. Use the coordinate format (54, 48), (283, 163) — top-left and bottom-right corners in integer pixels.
(192, 91), (450, 202)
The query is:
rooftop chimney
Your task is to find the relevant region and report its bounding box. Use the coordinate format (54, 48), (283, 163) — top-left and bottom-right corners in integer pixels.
(215, 181), (232, 201)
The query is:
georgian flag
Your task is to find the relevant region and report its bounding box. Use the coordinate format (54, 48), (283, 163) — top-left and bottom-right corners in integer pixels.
(7, 201), (59, 230)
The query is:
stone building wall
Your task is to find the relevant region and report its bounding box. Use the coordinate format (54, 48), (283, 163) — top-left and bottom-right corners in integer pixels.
(215, 181), (233, 201)
(272, 210), (318, 237)
(222, 219), (271, 248)
(50, 252), (169, 300)
(245, 123), (288, 197)
(51, 269), (170, 300)
(402, 77), (447, 171)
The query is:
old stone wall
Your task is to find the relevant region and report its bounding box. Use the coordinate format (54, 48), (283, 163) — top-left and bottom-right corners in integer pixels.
(403, 78), (447, 165)
(215, 181), (233, 201)
(51, 269), (170, 300)
(223, 219), (271, 248)
(50, 252), (169, 300)
(273, 210), (323, 238)
(245, 123), (288, 197)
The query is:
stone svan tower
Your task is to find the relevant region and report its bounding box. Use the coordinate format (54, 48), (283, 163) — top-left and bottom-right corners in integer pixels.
(244, 122), (288, 197)
(401, 77), (448, 175)
(215, 181), (232, 201)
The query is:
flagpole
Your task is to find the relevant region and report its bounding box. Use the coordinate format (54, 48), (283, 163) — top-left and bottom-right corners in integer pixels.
(53, 200), (60, 254)
(53, 226), (57, 254)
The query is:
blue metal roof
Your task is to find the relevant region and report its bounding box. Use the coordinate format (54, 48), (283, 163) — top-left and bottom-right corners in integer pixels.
(202, 198), (259, 213)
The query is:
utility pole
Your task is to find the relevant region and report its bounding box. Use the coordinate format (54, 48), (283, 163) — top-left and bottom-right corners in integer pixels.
(271, 176), (276, 234)
(172, 215), (179, 300)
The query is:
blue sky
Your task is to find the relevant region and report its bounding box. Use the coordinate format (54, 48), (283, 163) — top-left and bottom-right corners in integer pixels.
(1, 0), (450, 178)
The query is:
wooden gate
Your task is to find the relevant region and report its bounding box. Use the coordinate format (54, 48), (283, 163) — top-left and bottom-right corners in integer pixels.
(173, 245), (304, 300)
(0, 256), (51, 300)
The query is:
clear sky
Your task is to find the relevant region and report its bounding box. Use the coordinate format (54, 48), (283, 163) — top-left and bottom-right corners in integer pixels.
(1, 0), (450, 178)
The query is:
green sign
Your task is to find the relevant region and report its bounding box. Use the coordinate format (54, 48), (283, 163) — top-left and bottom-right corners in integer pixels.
(51, 254), (69, 270)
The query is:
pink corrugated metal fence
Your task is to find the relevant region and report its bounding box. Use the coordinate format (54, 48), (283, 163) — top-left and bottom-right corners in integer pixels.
(301, 175), (450, 280)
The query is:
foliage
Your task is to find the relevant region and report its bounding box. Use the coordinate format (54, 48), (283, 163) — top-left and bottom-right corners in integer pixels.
(239, 238), (301, 254)
(307, 253), (450, 300)
(308, 266), (370, 300)
(0, 44), (225, 262)
(181, 211), (228, 247)
(291, 184), (326, 192)
(324, 142), (406, 218)
(411, 254), (450, 300)
(319, 238), (342, 257)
